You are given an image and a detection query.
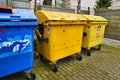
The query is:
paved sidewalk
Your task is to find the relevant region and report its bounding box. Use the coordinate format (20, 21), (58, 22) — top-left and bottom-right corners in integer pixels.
(33, 44), (120, 80)
(104, 38), (120, 47)
(1, 42), (120, 80)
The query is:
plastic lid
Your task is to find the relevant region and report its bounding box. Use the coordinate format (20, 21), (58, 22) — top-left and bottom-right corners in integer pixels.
(81, 14), (108, 22)
(35, 10), (87, 24)
(0, 9), (37, 21)
(0, 6), (13, 13)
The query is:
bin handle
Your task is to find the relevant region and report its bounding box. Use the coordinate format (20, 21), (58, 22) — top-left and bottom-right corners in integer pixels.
(35, 29), (42, 38)
(10, 16), (21, 21)
(35, 29), (48, 42)
(35, 29), (42, 41)
(60, 17), (65, 20)
(10, 16), (21, 18)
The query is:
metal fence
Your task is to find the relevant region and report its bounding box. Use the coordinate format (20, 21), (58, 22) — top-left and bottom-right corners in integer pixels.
(37, 5), (75, 13)
(95, 9), (120, 40)
(0, 0), (94, 14)
(37, 3), (94, 14)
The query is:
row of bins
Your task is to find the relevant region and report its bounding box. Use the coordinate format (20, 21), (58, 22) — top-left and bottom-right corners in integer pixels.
(0, 7), (108, 79)
(0, 6), (37, 80)
(35, 10), (108, 72)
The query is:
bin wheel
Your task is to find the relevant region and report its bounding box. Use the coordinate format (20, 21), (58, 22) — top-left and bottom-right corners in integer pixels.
(87, 50), (91, 56)
(51, 63), (58, 72)
(97, 44), (101, 50)
(76, 54), (82, 61)
(26, 72), (36, 80)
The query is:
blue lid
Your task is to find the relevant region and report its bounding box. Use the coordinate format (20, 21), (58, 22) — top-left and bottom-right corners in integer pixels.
(0, 9), (37, 21)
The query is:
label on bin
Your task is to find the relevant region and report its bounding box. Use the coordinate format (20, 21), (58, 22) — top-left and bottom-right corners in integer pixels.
(46, 26), (50, 34)
(96, 26), (101, 39)
(0, 29), (5, 33)
(0, 35), (31, 54)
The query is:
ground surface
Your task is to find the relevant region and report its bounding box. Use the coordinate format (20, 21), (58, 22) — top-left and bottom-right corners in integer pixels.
(1, 44), (120, 80)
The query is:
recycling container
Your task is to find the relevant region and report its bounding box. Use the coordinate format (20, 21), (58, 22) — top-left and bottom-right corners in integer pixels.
(0, 8), (37, 78)
(35, 10), (87, 72)
(81, 15), (108, 56)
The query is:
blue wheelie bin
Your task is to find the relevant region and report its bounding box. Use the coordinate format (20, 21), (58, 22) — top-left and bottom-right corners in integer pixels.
(0, 7), (37, 79)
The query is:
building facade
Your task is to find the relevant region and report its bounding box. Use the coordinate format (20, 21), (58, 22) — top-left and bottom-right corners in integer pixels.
(0, 0), (96, 14)
(109, 0), (120, 9)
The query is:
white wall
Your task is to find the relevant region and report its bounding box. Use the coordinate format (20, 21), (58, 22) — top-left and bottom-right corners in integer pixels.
(81, 0), (96, 9)
(109, 0), (120, 9)
(0, 0), (7, 6)
(81, 0), (96, 15)
(70, 0), (77, 13)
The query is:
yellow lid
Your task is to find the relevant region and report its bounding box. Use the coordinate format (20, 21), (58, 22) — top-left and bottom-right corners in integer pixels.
(35, 10), (87, 24)
(81, 14), (108, 22)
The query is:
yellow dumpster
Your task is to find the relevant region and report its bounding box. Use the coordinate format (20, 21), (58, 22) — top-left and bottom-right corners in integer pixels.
(81, 15), (108, 56)
(35, 10), (87, 72)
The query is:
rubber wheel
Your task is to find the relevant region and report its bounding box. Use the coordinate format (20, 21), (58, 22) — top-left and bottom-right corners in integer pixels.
(26, 72), (36, 80)
(51, 64), (58, 72)
(76, 54), (82, 61)
(87, 50), (91, 56)
(97, 44), (101, 50)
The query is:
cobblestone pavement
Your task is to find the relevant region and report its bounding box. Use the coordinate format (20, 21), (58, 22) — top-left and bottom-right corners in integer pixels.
(1, 44), (120, 80)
